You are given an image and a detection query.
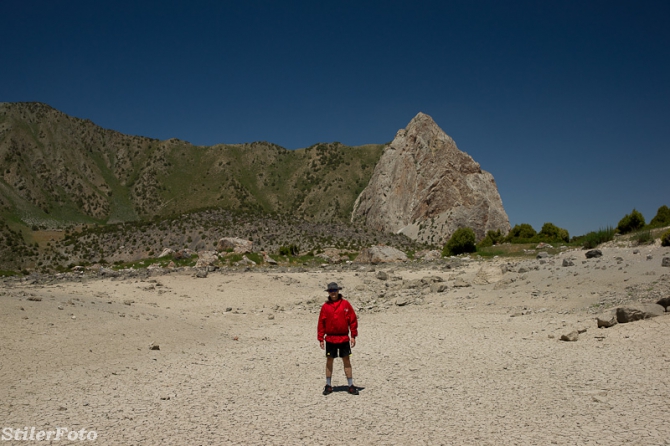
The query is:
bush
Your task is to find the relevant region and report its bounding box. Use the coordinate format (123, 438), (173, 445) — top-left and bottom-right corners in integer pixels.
(477, 229), (504, 249)
(661, 229), (670, 247)
(442, 228), (476, 256)
(538, 222), (569, 243)
(279, 244), (300, 256)
(505, 224), (536, 242)
(616, 209), (645, 234)
(634, 230), (653, 245)
(649, 205), (670, 228)
(581, 226), (615, 249)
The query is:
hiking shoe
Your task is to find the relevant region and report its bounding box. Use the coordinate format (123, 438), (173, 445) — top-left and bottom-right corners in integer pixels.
(323, 385), (333, 395)
(348, 385), (359, 395)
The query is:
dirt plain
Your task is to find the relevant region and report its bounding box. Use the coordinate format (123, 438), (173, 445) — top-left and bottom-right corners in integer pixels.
(1, 243), (669, 445)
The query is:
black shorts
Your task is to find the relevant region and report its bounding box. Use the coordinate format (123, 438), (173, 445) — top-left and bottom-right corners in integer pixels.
(325, 341), (351, 358)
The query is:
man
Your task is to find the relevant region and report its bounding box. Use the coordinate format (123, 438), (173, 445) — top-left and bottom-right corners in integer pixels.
(317, 282), (359, 395)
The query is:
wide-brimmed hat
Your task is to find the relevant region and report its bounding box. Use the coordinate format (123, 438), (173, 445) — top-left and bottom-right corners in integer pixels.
(325, 282), (343, 292)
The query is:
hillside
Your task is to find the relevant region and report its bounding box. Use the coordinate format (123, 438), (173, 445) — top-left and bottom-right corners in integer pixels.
(0, 102), (384, 227)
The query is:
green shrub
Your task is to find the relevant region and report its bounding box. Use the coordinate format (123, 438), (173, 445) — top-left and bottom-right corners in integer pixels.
(538, 222), (569, 243)
(581, 226), (615, 249)
(477, 229), (504, 249)
(505, 224), (536, 243)
(649, 205), (670, 228)
(442, 228), (476, 256)
(616, 209), (645, 234)
(279, 244), (300, 256)
(661, 229), (670, 247)
(634, 230), (653, 245)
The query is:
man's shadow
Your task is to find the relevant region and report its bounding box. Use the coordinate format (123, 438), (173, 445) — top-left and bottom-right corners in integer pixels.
(333, 385), (364, 393)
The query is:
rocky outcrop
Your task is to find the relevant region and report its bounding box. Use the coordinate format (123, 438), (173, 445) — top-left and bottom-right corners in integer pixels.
(355, 245), (408, 264)
(216, 237), (253, 254)
(351, 113), (510, 244)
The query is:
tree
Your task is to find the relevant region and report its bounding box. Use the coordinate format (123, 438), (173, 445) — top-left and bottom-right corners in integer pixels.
(442, 228), (476, 256)
(616, 209), (645, 234)
(650, 205), (670, 227)
(505, 223), (536, 242)
(538, 223), (569, 242)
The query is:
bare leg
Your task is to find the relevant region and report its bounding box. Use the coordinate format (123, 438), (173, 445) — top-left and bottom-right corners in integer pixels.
(325, 357), (334, 379)
(342, 355), (353, 380)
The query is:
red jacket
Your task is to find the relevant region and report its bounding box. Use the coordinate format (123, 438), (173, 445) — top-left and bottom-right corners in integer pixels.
(317, 297), (358, 343)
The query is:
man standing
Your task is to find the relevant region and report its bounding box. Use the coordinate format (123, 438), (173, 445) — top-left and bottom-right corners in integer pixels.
(318, 282), (359, 395)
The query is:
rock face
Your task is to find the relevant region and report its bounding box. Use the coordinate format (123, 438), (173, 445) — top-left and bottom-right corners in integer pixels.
(351, 113), (510, 244)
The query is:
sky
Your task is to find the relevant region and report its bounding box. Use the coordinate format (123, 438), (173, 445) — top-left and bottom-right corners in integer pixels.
(2, 0), (669, 237)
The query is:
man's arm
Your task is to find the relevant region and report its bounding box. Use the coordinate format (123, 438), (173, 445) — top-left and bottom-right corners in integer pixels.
(348, 301), (358, 347)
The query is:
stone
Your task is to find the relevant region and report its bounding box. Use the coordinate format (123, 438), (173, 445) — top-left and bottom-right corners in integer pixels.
(585, 249), (603, 259)
(149, 342), (160, 350)
(560, 331), (579, 342)
(536, 252), (549, 259)
(518, 267), (529, 274)
(158, 248), (174, 258)
(355, 245), (408, 264)
(616, 304), (664, 323)
(662, 257), (670, 267)
(376, 271), (388, 280)
(195, 269), (208, 278)
(422, 250), (442, 261)
(351, 112), (510, 245)
(195, 251), (219, 268)
(430, 283), (448, 293)
(236, 255), (257, 266)
(453, 278), (471, 287)
(656, 297), (670, 312)
(262, 251), (277, 265)
(562, 258), (574, 267)
(167, 261), (176, 268)
(394, 296), (409, 306)
(597, 313), (618, 328)
(123, 299), (134, 305)
(216, 237), (253, 254)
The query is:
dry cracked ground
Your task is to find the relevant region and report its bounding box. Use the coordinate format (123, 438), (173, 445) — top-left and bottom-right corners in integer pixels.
(1, 244), (669, 445)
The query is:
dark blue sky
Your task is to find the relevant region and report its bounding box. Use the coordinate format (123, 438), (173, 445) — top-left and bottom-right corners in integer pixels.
(2, 0), (669, 236)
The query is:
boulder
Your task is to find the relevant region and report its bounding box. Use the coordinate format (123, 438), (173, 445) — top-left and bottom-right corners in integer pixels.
(656, 297), (670, 312)
(472, 264), (503, 284)
(158, 248), (174, 258)
(562, 258), (574, 267)
(195, 251), (219, 268)
(216, 237), (253, 254)
(173, 249), (195, 260)
(376, 271), (388, 281)
(262, 251), (277, 265)
(394, 296), (410, 306)
(662, 257), (670, 267)
(585, 249), (603, 259)
(596, 313), (618, 328)
(236, 255), (257, 266)
(355, 245), (408, 264)
(453, 277), (471, 287)
(351, 112), (510, 245)
(616, 304), (664, 323)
